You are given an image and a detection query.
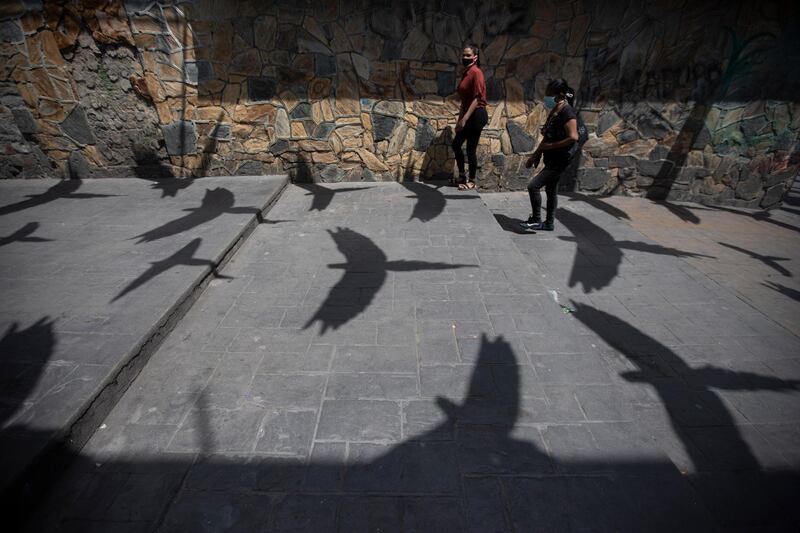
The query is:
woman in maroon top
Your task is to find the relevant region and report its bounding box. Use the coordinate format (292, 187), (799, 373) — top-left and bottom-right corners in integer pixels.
(452, 45), (488, 190)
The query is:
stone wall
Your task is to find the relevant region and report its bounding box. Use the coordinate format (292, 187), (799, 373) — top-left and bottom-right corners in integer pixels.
(1, 0), (799, 208)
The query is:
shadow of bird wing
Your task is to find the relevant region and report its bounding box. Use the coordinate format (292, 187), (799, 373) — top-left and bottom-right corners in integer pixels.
(113, 239), (203, 301)
(402, 182), (446, 223)
(133, 188), (234, 243)
(301, 184), (372, 211)
(304, 227), (388, 334)
(385, 260), (477, 272)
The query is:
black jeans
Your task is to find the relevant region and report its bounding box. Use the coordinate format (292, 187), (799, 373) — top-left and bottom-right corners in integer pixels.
(527, 166), (563, 223)
(451, 107), (488, 181)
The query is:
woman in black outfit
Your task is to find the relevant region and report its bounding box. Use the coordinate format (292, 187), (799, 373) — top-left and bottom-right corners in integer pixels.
(452, 45), (488, 190)
(521, 79), (579, 230)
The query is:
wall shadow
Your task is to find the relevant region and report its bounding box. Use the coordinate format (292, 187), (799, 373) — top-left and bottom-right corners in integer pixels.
(303, 227), (476, 334)
(0, 180), (117, 217)
(0, 222), (51, 247)
(112, 238), (232, 302)
(644, 29), (786, 202)
(413, 127), (456, 184)
(133, 187), (261, 243)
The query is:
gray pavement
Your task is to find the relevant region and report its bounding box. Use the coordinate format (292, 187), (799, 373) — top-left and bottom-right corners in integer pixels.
(597, 177), (800, 337)
(0, 176), (287, 501)
(13, 181), (800, 531)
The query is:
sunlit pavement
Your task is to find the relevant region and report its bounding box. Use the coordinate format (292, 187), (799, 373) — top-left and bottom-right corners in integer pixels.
(10, 180), (800, 532)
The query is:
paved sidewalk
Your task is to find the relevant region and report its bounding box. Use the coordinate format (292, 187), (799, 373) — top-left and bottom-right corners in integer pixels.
(600, 178), (800, 337)
(23, 181), (800, 532)
(0, 176), (286, 501)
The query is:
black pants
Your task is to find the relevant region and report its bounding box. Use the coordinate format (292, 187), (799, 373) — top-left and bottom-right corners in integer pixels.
(527, 166), (563, 223)
(451, 107), (488, 181)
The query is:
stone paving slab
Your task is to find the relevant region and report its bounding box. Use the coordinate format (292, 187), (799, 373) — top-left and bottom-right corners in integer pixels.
(599, 177), (800, 337)
(0, 175), (287, 500)
(21, 182), (800, 532)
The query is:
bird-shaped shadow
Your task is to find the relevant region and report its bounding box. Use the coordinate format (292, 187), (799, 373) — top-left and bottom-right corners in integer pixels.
(341, 334), (550, 492)
(565, 192), (703, 224)
(112, 238), (232, 302)
(762, 281), (800, 302)
(0, 317), (56, 427)
(303, 227), (476, 334)
(132, 149), (192, 198)
(691, 204), (800, 234)
(297, 183), (372, 212)
(565, 192), (632, 221)
(401, 181), (475, 223)
(718, 242), (792, 277)
(557, 209), (714, 293)
(0, 180), (117, 217)
(572, 302), (800, 472)
(12, 327), (800, 530)
(134, 188), (262, 243)
(139, 177), (195, 198)
(658, 201), (701, 224)
(0, 222), (52, 247)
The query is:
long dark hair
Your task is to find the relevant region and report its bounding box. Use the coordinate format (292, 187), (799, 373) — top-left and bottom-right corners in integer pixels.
(547, 78), (574, 106)
(464, 44), (480, 67)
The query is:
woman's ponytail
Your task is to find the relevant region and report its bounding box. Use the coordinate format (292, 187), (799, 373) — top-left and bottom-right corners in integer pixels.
(547, 78), (575, 106)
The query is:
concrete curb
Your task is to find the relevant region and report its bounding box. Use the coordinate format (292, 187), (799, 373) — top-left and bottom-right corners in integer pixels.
(4, 175), (289, 523)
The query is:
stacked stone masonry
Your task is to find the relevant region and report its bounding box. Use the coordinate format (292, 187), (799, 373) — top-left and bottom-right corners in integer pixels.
(1, 0), (798, 208)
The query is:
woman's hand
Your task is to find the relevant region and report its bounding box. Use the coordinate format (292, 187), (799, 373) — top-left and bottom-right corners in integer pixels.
(525, 150), (542, 169)
(455, 118), (466, 132)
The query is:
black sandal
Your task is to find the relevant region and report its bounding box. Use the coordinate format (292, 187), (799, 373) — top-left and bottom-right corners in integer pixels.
(451, 174), (466, 187)
(458, 181), (476, 190)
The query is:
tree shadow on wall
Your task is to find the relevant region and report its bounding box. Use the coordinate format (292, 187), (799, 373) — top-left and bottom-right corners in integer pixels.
(645, 30), (779, 204)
